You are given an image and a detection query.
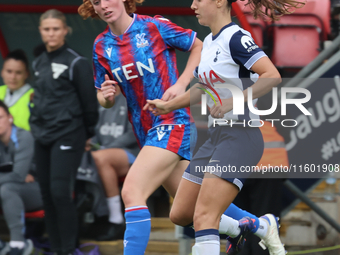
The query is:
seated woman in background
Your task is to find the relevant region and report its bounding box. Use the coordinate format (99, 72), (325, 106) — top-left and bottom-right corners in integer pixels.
(0, 49), (33, 131)
(0, 100), (43, 255)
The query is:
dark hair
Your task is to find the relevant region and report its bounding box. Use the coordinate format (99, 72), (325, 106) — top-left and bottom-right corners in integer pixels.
(78, 0), (144, 19)
(4, 49), (29, 72)
(229, 0), (305, 20)
(0, 100), (10, 115)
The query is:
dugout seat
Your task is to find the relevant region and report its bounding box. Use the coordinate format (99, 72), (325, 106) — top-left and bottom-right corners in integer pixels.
(270, 22), (321, 68)
(269, 0), (330, 69)
(292, 0), (331, 40)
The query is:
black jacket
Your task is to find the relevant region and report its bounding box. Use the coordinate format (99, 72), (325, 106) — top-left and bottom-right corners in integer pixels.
(30, 44), (98, 144)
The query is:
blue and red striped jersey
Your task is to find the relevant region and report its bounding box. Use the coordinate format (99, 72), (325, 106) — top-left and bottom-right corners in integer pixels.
(93, 14), (196, 147)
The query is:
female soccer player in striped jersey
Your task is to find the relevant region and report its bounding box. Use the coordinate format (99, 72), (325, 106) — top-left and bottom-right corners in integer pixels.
(78, 0), (202, 254)
(145, 0), (303, 254)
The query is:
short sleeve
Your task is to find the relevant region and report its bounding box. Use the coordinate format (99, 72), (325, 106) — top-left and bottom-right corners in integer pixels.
(152, 15), (197, 52)
(93, 40), (113, 89)
(229, 31), (267, 70)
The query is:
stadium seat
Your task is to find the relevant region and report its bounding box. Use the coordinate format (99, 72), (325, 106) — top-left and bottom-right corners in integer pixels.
(292, 0), (331, 40)
(271, 24), (320, 68)
(269, 0), (331, 69)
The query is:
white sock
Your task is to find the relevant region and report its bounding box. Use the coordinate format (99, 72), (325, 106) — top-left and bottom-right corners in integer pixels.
(254, 218), (268, 239)
(193, 238), (220, 255)
(9, 241), (25, 249)
(219, 214), (241, 237)
(107, 195), (124, 224)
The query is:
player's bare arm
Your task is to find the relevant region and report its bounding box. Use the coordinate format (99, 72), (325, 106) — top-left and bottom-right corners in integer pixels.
(144, 83), (204, 116)
(162, 38), (203, 101)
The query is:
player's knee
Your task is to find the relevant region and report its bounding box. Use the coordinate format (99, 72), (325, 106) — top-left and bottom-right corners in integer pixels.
(0, 183), (14, 200)
(91, 151), (105, 168)
(121, 183), (141, 206)
(50, 183), (72, 205)
(170, 209), (192, 226)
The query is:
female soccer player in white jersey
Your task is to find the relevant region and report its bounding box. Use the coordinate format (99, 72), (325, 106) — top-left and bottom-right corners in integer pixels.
(144, 0), (303, 254)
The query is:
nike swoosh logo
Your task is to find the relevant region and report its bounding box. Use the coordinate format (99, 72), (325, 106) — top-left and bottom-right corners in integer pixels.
(60, 145), (72, 150)
(209, 159), (220, 163)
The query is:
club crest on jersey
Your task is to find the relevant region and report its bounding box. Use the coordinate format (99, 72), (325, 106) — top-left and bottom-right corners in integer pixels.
(136, 33), (149, 48)
(241, 35), (259, 53)
(214, 49), (221, 62)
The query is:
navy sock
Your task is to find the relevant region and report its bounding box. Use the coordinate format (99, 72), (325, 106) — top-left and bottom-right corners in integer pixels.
(193, 229), (220, 255)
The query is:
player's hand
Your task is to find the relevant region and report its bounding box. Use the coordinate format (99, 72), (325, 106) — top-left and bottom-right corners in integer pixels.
(25, 174), (35, 183)
(210, 98), (232, 118)
(101, 74), (116, 102)
(143, 99), (170, 116)
(162, 83), (186, 101)
(85, 138), (92, 152)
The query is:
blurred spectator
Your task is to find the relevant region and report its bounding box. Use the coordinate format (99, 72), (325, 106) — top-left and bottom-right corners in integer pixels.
(0, 100), (42, 255)
(29, 9), (98, 255)
(0, 49), (33, 131)
(89, 85), (139, 241)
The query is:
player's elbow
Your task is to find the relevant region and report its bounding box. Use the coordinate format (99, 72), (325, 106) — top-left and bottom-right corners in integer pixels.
(192, 38), (203, 51)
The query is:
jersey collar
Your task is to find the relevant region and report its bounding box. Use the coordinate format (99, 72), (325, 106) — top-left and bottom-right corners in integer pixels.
(46, 43), (68, 58)
(109, 13), (136, 39)
(212, 22), (236, 41)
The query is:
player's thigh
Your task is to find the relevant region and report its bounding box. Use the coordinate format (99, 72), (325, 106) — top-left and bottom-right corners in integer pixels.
(168, 150), (209, 224)
(194, 173), (239, 231)
(170, 178), (201, 226)
(121, 145), (181, 207)
(92, 148), (130, 176)
(162, 159), (189, 198)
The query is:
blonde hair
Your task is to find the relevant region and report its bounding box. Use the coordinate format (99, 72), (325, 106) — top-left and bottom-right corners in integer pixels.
(236, 0), (305, 20)
(40, 9), (72, 34)
(78, 0), (144, 19)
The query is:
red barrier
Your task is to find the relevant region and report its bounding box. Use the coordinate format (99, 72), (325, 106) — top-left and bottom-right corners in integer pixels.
(0, 27), (9, 59)
(0, 5), (194, 15)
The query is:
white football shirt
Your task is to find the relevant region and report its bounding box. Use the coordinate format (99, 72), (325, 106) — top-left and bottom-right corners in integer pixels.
(194, 22), (267, 127)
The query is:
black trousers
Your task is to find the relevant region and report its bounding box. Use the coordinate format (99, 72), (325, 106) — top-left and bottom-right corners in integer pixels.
(233, 178), (284, 255)
(35, 128), (86, 255)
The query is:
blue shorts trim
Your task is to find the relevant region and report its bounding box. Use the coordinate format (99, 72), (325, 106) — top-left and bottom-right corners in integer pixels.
(124, 150), (136, 164)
